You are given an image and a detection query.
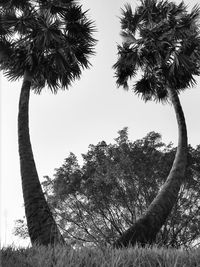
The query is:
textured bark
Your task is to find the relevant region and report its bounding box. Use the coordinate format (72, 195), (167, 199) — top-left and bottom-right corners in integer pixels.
(114, 87), (188, 247)
(18, 70), (65, 246)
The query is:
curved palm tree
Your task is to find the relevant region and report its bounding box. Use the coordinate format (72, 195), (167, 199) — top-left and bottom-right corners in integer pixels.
(0, 0), (95, 246)
(113, 0), (200, 247)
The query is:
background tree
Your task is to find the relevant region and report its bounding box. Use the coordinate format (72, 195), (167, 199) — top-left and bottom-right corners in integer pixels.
(113, 0), (200, 246)
(0, 0), (95, 245)
(14, 129), (200, 248)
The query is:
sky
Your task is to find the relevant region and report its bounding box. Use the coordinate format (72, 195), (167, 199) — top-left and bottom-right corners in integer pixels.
(1, 0), (200, 248)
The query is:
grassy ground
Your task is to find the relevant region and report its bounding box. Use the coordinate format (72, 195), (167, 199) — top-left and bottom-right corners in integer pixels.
(1, 245), (200, 267)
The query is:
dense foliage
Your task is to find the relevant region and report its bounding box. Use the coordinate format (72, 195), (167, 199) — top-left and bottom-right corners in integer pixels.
(14, 129), (200, 248)
(113, 0), (200, 101)
(0, 0), (96, 92)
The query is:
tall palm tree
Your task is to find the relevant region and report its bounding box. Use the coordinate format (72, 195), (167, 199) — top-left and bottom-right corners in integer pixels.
(0, 0), (95, 246)
(113, 0), (200, 247)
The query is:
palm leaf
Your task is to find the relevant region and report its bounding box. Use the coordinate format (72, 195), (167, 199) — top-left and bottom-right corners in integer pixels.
(134, 75), (168, 102)
(120, 4), (144, 34)
(0, 0), (30, 10)
(113, 45), (139, 89)
(0, 38), (13, 60)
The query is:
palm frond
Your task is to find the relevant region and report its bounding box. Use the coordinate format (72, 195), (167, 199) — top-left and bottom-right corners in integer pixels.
(113, 44), (139, 89)
(0, 0), (31, 11)
(120, 31), (137, 45)
(167, 64), (198, 90)
(31, 73), (46, 94)
(71, 43), (94, 69)
(120, 4), (143, 34)
(0, 38), (13, 60)
(62, 4), (84, 22)
(64, 6), (96, 44)
(134, 75), (168, 102)
(0, 16), (12, 36)
(134, 76), (154, 101)
(189, 4), (200, 23)
(1, 12), (18, 28)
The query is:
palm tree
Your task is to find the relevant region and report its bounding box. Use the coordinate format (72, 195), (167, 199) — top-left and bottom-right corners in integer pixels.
(113, 0), (200, 247)
(0, 0), (95, 246)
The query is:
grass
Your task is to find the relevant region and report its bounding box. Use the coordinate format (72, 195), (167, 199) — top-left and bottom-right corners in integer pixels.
(1, 245), (200, 267)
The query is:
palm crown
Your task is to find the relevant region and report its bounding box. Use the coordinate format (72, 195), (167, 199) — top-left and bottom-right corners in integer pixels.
(113, 0), (200, 102)
(0, 0), (96, 93)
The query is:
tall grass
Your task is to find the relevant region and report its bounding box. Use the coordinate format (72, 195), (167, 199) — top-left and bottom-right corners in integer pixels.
(1, 245), (200, 267)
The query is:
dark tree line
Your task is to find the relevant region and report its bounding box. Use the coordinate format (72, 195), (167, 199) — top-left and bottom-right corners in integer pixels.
(14, 129), (200, 248)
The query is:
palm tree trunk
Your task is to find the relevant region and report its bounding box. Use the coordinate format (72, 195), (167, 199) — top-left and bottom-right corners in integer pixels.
(113, 88), (188, 247)
(18, 70), (65, 246)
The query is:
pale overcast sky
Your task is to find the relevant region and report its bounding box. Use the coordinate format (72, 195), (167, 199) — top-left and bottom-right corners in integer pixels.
(1, 0), (200, 247)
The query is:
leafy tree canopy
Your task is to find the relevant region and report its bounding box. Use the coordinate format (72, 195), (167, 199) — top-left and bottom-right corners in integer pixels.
(0, 0), (96, 93)
(14, 129), (200, 248)
(113, 0), (200, 102)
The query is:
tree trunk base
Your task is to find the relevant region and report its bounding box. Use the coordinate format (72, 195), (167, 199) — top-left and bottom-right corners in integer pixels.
(113, 216), (157, 248)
